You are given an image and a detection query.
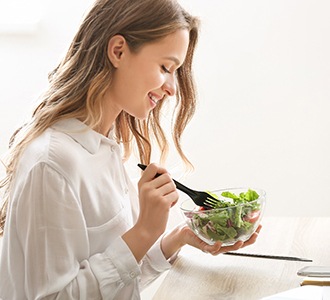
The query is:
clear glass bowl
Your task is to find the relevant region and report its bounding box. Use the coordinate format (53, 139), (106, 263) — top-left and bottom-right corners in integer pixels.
(180, 187), (266, 246)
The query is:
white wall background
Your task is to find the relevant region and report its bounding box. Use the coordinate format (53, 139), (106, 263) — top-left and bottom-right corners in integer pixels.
(1, 0), (329, 217)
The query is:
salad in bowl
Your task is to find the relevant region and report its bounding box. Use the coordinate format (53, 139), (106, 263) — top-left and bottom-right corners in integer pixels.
(180, 188), (266, 246)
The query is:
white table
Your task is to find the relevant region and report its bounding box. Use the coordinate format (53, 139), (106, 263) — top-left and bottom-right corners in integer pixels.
(153, 217), (330, 300)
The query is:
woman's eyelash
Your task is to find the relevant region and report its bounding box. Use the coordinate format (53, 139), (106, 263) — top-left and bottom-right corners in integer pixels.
(161, 65), (170, 73)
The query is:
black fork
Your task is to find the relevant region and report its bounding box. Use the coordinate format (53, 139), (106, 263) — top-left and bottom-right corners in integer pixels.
(137, 164), (218, 209)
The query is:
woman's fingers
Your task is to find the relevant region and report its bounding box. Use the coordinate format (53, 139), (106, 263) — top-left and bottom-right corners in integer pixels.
(138, 163), (178, 206)
(138, 163), (174, 193)
(138, 163), (167, 185)
(240, 224), (262, 248)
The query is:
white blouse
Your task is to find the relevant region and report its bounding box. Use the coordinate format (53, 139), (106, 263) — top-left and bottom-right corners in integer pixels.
(0, 118), (173, 300)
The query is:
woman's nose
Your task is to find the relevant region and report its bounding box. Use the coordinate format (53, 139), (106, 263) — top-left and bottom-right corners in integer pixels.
(162, 74), (176, 97)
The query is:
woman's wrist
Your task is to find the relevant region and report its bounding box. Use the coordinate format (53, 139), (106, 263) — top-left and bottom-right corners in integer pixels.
(122, 223), (160, 263)
(160, 224), (187, 260)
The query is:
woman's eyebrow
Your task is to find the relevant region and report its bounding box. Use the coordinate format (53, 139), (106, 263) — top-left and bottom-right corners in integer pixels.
(164, 56), (181, 66)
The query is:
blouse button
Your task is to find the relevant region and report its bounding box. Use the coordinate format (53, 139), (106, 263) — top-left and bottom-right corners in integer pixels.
(129, 271), (136, 278)
(110, 145), (115, 152)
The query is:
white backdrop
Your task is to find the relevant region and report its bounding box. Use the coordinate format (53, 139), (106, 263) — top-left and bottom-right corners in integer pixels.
(1, 0), (329, 217)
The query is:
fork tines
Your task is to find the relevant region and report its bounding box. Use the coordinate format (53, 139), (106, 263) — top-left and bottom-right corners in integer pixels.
(204, 196), (221, 209)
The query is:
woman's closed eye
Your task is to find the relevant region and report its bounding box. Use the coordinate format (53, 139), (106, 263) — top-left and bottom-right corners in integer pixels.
(161, 65), (171, 74)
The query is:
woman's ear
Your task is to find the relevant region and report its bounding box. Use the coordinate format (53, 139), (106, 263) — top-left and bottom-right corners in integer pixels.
(107, 35), (127, 68)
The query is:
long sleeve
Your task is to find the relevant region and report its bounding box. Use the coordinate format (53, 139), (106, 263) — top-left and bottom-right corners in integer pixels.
(8, 163), (140, 299)
(122, 170), (175, 291)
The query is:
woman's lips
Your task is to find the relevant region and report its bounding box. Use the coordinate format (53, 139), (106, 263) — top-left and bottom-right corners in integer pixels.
(148, 92), (161, 107)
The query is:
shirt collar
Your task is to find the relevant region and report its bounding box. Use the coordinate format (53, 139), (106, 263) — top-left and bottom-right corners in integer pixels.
(51, 118), (114, 154)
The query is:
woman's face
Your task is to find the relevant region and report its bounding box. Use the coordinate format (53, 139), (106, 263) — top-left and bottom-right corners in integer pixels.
(104, 29), (190, 125)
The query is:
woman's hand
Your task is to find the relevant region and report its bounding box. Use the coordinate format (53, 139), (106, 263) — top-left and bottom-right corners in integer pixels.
(161, 223), (262, 259)
(136, 163), (178, 236)
(122, 163), (179, 262)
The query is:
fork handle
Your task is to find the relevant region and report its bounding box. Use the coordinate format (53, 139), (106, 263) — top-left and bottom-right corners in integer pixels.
(171, 179), (197, 197)
(137, 164), (196, 197)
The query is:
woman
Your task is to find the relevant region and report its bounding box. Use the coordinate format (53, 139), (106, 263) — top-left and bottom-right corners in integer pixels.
(0, 0), (261, 299)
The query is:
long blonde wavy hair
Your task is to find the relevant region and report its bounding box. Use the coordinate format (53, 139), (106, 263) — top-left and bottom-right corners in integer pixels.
(0, 0), (199, 235)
